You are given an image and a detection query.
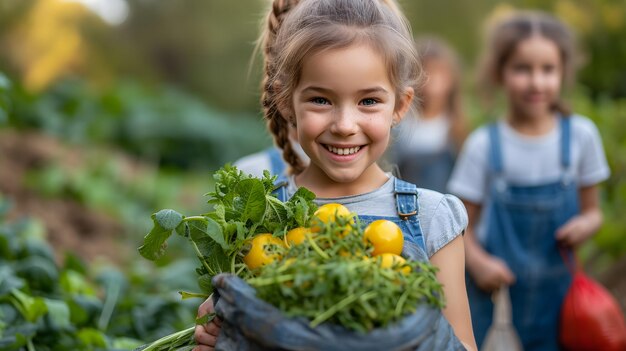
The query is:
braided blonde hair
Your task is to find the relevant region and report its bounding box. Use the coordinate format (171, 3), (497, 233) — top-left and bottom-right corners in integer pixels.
(260, 0), (304, 173)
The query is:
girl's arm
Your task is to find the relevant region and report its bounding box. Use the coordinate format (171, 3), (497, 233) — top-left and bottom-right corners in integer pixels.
(556, 185), (603, 247)
(430, 235), (477, 351)
(462, 201), (515, 292)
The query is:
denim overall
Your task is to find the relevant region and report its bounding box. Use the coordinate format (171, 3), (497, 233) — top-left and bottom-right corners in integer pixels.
(467, 117), (579, 350)
(267, 178), (466, 350)
(273, 177), (429, 262)
(267, 147), (287, 176)
(397, 145), (456, 193)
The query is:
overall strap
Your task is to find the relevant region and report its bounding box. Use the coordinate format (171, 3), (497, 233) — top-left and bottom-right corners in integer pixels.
(394, 178), (427, 255)
(267, 147), (287, 176)
(272, 175), (289, 202)
(394, 178), (419, 220)
(560, 116), (571, 170)
(488, 123), (504, 175)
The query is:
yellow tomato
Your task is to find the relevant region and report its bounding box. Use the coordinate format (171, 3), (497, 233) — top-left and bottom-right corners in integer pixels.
(285, 227), (310, 246)
(378, 253), (411, 275)
(243, 234), (284, 270)
(363, 219), (403, 256)
(311, 203), (354, 234)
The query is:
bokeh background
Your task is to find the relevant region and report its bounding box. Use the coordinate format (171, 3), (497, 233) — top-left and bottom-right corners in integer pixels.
(0, 0), (624, 348)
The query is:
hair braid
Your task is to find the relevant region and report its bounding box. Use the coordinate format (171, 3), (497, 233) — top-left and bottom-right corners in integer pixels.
(261, 0), (305, 174)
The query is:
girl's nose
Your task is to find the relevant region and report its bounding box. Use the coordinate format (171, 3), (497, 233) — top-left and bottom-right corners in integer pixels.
(330, 108), (358, 136)
(530, 70), (545, 89)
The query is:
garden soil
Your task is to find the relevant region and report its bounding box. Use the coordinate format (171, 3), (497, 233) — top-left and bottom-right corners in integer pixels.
(0, 129), (128, 264)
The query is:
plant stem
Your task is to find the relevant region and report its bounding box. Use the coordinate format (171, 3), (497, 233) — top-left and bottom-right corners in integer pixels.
(310, 291), (369, 327)
(395, 288), (411, 316)
(307, 235), (329, 260)
(141, 326), (195, 351)
(248, 274), (295, 286)
(97, 279), (120, 331)
(183, 216), (206, 221)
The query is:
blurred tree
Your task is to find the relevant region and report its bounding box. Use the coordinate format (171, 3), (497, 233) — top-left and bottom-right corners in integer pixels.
(0, 0), (625, 111)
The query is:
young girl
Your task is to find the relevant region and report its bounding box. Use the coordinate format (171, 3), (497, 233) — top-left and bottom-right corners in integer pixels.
(195, 0), (476, 350)
(391, 35), (468, 193)
(447, 11), (610, 350)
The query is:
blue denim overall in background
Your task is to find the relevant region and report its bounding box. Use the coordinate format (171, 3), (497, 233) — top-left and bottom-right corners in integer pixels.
(467, 117), (579, 350)
(396, 145), (456, 193)
(267, 147), (287, 176)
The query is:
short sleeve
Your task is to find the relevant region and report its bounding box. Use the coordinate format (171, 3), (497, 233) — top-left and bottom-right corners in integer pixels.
(447, 128), (490, 203)
(574, 116), (610, 186)
(233, 151), (272, 178)
(424, 194), (468, 258)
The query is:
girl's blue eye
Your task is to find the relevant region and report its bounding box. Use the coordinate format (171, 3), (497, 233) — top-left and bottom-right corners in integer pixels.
(311, 97), (329, 105)
(361, 98), (378, 106)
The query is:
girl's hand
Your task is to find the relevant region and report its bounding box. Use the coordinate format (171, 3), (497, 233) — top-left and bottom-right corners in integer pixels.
(469, 253), (515, 292)
(556, 215), (596, 247)
(556, 185), (603, 248)
(193, 298), (222, 351)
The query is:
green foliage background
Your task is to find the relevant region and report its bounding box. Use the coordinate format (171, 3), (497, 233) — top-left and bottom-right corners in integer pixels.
(0, 0), (624, 345)
(0, 0), (624, 276)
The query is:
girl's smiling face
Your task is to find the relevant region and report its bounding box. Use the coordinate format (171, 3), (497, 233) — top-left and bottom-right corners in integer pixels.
(501, 35), (563, 120)
(291, 43), (413, 195)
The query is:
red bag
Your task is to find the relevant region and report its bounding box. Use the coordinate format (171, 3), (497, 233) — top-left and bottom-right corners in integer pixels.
(559, 250), (626, 351)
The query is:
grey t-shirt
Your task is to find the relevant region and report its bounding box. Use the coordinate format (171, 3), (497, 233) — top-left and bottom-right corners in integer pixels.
(286, 175), (467, 258)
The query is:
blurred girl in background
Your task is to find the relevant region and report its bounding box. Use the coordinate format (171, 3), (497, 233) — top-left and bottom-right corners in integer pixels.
(390, 35), (468, 192)
(448, 11), (610, 350)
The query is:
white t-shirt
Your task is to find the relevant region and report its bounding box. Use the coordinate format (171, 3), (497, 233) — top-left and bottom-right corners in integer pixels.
(233, 140), (309, 178)
(286, 175), (467, 258)
(233, 150), (274, 178)
(447, 115), (610, 204)
(394, 114), (451, 154)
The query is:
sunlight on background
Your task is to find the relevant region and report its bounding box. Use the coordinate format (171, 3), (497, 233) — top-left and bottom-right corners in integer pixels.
(62, 0), (129, 26)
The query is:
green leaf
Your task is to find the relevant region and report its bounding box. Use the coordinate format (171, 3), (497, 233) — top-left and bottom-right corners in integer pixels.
(0, 324), (34, 350)
(138, 210), (184, 261)
(0, 267), (24, 296)
(178, 291), (209, 300)
(44, 298), (71, 330)
(77, 328), (108, 348)
(10, 289), (47, 322)
(266, 195), (289, 225)
(188, 217), (227, 251)
(291, 187), (316, 202)
(111, 337), (143, 350)
(196, 312), (215, 325)
(175, 221), (189, 238)
(60, 270), (96, 296)
(235, 221), (248, 243)
(233, 179), (266, 223)
(189, 221), (222, 256)
(155, 209), (184, 231)
(197, 274), (213, 295)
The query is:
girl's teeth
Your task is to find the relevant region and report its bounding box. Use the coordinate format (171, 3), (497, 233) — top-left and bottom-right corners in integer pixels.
(326, 145), (361, 155)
